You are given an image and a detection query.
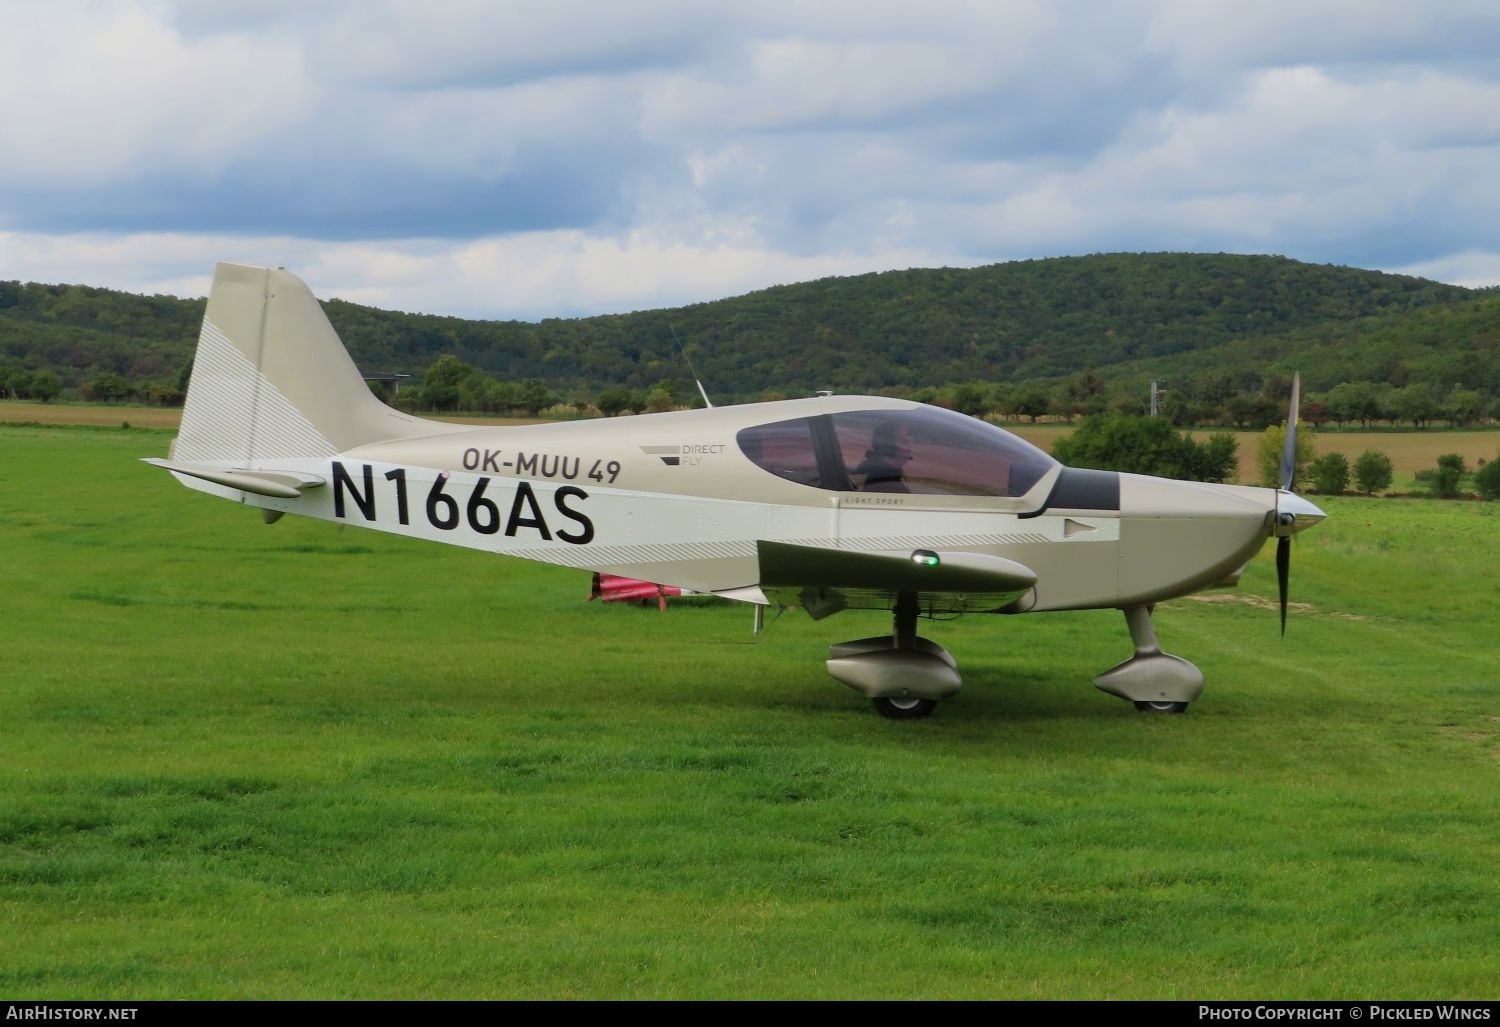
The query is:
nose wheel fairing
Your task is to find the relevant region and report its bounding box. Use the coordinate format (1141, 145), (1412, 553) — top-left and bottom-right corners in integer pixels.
(1093, 605), (1205, 708)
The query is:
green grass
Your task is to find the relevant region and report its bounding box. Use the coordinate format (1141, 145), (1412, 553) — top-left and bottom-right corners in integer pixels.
(1, 426), (1496, 999)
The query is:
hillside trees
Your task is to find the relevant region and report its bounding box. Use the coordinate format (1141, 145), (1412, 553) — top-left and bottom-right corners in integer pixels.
(948, 382), (990, 417)
(398, 354), (559, 415)
(1223, 393), (1280, 429)
(2, 368), (34, 399)
(1322, 381), (1383, 427)
(31, 370), (59, 403)
(1392, 382), (1440, 428)
(1447, 388), (1487, 427)
(4, 255), (1500, 419)
(456, 373), (514, 414)
(83, 372), (134, 402)
(1058, 370), (1107, 418)
(1005, 385), (1053, 423)
(515, 379), (558, 416)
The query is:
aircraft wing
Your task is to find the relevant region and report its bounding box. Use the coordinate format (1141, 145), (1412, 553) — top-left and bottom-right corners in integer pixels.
(755, 540), (1036, 617)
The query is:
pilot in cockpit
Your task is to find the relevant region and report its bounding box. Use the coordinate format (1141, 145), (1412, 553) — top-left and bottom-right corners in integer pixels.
(854, 422), (914, 492)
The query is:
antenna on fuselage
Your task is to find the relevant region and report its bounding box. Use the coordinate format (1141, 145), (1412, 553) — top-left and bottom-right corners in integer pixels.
(669, 324), (713, 408)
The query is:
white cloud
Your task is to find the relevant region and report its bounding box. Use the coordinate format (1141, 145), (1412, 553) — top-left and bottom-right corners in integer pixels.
(310, 0), (717, 87)
(1144, 0), (1500, 75)
(0, 227), (952, 320)
(641, 37), (1008, 138)
(1391, 250), (1500, 289)
(0, 2), (308, 187)
(5, 1), (1500, 318)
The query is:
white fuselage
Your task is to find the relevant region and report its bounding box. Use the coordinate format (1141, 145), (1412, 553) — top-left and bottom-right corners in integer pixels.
(172, 396), (1289, 615)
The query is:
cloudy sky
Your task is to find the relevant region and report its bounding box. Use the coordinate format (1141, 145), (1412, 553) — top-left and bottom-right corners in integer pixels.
(3, 0), (1500, 319)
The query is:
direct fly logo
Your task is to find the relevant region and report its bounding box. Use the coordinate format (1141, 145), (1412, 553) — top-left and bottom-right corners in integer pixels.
(641, 445), (683, 466)
(641, 443), (726, 467)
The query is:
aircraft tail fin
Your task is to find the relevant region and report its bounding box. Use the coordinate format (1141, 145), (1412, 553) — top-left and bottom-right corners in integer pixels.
(170, 263), (441, 467)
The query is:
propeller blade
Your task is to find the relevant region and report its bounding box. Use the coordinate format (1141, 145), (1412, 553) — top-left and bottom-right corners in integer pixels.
(1279, 372), (1301, 492)
(1276, 536), (1290, 637)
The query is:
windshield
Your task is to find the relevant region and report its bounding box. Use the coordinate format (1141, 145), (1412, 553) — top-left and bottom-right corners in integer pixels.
(736, 406), (1057, 498)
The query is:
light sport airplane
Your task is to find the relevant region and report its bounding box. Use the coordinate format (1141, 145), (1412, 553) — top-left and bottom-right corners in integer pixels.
(147, 263), (1326, 719)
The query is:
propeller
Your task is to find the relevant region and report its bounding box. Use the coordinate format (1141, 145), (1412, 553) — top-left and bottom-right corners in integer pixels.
(1276, 524), (1291, 636)
(1277, 373), (1299, 634)
(1271, 373), (1328, 635)
(1279, 372), (1300, 494)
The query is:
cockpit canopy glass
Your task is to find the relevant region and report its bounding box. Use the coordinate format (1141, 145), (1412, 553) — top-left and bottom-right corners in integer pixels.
(736, 406), (1057, 498)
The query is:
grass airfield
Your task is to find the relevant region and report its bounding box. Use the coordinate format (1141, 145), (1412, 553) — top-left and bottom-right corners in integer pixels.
(1, 424), (1496, 1000)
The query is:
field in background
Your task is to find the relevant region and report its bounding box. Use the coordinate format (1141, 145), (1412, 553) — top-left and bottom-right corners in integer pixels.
(1002, 425), (1499, 488)
(2, 400), (185, 429)
(1, 424), (1496, 999)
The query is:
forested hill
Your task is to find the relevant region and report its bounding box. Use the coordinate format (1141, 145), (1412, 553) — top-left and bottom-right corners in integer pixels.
(2, 253), (1493, 405)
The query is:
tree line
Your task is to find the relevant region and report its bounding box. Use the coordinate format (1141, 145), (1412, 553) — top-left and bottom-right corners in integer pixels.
(7, 345), (1500, 439)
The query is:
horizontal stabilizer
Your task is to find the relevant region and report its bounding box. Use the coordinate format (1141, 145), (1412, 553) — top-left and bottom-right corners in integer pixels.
(712, 585), (771, 606)
(142, 459), (325, 499)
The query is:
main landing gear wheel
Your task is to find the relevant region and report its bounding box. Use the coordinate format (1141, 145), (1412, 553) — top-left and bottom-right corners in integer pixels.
(873, 696), (937, 720)
(1134, 700), (1189, 714)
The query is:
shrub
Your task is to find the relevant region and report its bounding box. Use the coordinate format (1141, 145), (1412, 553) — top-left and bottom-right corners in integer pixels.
(1431, 453), (1467, 498)
(83, 372), (135, 402)
(1309, 452), (1350, 495)
(596, 389), (638, 417)
(1051, 414), (1236, 482)
(1353, 450), (1393, 495)
(1475, 457), (1500, 501)
(1254, 423), (1316, 488)
(1191, 432), (1240, 484)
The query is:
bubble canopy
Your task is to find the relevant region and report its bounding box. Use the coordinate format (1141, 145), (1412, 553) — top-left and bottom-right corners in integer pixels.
(736, 406), (1058, 498)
